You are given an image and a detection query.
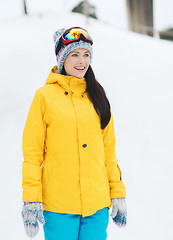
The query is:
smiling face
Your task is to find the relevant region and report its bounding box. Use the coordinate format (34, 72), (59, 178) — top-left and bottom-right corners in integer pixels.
(63, 48), (91, 78)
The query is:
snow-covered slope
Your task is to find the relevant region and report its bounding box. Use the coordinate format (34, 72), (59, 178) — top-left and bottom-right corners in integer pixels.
(0, 7), (173, 240)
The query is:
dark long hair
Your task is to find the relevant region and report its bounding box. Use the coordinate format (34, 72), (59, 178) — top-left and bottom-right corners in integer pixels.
(61, 65), (111, 129)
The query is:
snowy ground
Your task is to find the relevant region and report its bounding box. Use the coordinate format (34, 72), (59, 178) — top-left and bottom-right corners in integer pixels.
(0, 3), (173, 240)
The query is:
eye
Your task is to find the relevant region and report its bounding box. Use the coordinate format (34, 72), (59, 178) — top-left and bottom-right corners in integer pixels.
(71, 53), (78, 57)
(84, 53), (90, 57)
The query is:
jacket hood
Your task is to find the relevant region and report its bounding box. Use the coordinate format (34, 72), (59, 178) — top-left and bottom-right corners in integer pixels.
(45, 65), (87, 95)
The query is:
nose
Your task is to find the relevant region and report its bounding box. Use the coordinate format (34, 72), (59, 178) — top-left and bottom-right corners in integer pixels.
(78, 56), (85, 64)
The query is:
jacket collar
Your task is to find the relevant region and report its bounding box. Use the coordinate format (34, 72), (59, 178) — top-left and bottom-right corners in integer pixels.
(45, 65), (87, 95)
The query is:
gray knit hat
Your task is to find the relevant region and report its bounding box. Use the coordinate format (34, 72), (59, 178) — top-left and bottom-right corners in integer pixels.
(53, 27), (93, 73)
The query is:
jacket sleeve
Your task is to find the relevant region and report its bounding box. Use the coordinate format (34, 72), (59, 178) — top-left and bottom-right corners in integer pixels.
(22, 90), (47, 202)
(102, 110), (126, 199)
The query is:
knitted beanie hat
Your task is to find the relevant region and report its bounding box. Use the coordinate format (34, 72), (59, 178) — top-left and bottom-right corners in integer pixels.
(53, 27), (93, 73)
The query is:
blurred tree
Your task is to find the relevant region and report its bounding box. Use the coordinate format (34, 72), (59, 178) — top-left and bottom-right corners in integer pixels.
(23, 0), (28, 15)
(83, 0), (90, 22)
(72, 0), (97, 22)
(126, 0), (153, 36)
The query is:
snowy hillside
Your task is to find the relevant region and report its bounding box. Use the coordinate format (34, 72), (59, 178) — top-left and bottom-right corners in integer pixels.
(0, 2), (173, 240)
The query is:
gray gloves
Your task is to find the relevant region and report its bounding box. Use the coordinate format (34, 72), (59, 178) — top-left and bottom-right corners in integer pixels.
(110, 198), (127, 227)
(22, 202), (45, 238)
(22, 198), (127, 238)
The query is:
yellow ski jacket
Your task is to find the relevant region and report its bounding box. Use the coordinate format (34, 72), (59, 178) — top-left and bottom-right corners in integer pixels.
(22, 65), (126, 217)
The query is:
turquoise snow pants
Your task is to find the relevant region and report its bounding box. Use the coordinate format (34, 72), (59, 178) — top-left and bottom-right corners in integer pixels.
(43, 207), (109, 240)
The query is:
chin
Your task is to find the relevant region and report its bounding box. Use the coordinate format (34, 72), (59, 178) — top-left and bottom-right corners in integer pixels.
(77, 74), (85, 78)
(74, 72), (85, 78)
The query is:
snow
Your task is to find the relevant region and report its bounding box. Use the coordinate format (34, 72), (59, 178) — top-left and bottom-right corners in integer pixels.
(0, 1), (173, 239)
(1, 0), (173, 31)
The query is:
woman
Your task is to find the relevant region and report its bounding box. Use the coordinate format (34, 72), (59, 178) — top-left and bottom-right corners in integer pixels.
(21, 27), (127, 240)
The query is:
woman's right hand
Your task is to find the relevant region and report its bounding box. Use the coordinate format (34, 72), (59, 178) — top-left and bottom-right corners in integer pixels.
(22, 202), (45, 238)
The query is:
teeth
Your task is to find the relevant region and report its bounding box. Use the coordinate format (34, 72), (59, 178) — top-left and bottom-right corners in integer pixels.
(75, 67), (85, 70)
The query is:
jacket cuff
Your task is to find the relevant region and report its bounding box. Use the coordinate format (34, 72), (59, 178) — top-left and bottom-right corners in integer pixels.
(110, 182), (126, 199)
(22, 192), (42, 203)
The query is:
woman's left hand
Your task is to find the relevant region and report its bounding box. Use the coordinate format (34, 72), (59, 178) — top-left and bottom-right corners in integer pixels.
(110, 198), (127, 227)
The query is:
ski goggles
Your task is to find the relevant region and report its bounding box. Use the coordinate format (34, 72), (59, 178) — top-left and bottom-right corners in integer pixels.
(61, 27), (93, 45)
(55, 27), (93, 56)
